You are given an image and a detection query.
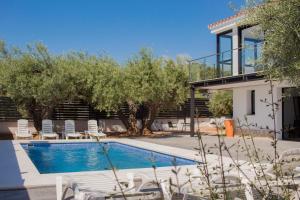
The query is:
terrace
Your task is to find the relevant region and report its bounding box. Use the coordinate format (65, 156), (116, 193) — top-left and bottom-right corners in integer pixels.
(188, 42), (264, 86)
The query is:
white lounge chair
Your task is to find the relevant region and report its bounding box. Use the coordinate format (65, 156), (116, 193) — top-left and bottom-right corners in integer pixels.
(40, 119), (59, 140)
(56, 173), (163, 200)
(85, 120), (106, 139)
(265, 148), (300, 179)
(63, 120), (82, 140)
(15, 119), (32, 139)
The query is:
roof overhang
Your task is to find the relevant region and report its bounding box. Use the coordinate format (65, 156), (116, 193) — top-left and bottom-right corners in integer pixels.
(208, 12), (245, 34)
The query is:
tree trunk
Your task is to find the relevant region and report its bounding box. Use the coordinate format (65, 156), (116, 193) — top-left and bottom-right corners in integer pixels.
(142, 103), (160, 135)
(127, 101), (140, 135)
(28, 106), (43, 131)
(117, 109), (129, 130)
(27, 102), (53, 132)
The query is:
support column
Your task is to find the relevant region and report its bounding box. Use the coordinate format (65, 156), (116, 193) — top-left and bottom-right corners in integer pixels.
(190, 86), (195, 137)
(232, 27), (239, 75)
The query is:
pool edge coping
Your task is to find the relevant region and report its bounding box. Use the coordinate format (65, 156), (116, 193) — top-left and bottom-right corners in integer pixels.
(0, 139), (229, 190)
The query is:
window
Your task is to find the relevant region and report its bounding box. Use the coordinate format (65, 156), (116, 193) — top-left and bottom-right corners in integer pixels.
(239, 25), (264, 74)
(217, 30), (233, 77)
(248, 90), (255, 115)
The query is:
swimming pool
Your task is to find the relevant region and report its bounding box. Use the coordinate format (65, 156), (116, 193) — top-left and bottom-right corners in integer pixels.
(21, 142), (196, 174)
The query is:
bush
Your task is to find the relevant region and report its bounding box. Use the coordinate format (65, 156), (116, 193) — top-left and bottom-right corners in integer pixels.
(208, 91), (233, 117)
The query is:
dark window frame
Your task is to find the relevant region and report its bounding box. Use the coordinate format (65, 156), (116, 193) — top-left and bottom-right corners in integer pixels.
(216, 29), (233, 78)
(250, 90), (255, 115)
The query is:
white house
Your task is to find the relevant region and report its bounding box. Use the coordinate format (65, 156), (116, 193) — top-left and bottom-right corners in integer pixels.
(189, 12), (299, 141)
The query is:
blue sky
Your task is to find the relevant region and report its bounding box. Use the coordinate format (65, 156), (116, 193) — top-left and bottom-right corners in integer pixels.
(0, 0), (243, 62)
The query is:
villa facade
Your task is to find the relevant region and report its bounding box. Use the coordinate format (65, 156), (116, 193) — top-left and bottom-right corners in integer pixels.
(190, 12), (299, 141)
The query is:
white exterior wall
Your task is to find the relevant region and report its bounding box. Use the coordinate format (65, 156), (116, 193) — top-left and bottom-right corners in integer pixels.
(233, 84), (282, 139)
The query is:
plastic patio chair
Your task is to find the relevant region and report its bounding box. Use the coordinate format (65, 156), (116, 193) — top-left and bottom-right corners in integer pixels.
(85, 120), (106, 139)
(15, 119), (33, 139)
(40, 119), (59, 140)
(265, 148), (300, 179)
(63, 120), (82, 140)
(56, 173), (163, 200)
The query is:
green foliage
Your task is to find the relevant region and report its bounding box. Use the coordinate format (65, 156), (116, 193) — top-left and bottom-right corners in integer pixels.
(244, 0), (300, 85)
(208, 91), (233, 117)
(123, 49), (189, 134)
(124, 49), (188, 109)
(71, 54), (123, 113)
(189, 62), (217, 82)
(0, 42), (81, 130)
(0, 41), (189, 134)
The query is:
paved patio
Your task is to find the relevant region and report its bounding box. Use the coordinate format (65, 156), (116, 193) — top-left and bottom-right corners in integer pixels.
(136, 134), (300, 161)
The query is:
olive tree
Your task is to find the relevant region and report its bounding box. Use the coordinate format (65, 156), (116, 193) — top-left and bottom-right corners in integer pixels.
(81, 55), (130, 128)
(244, 0), (300, 85)
(85, 49), (188, 136)
(123, 49), (189, 135)
(0, 42), (79, 131)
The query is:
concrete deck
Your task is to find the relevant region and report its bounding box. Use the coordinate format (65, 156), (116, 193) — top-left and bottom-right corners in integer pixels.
(0, 186), (72, 200)
(136, 135), (300, 161)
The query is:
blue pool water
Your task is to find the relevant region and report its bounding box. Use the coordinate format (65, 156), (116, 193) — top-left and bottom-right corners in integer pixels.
(21, 142), (196, 174)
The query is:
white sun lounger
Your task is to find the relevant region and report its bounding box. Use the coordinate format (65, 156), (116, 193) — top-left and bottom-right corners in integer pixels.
(63, 120), (82, 140)
(40, 119), (59, 140)
(265, 148), (300, 179)
(85, 120), (106, 139)
(15, 119), (33, 139)
(56, 172), (164, 200)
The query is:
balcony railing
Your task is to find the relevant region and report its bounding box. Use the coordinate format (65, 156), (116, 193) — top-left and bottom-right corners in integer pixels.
(188, 43), (263, 83)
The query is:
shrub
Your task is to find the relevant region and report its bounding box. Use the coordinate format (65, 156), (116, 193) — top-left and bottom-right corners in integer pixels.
(208, 91), (233, 117)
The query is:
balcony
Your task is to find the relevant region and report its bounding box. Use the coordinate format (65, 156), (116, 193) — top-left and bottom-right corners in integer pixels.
(188, 42), (263, 83)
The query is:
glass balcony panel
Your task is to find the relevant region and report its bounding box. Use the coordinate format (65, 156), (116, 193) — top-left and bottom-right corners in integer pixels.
(189, 50), (234, 82)
(189, 54), (217, 82)
(240, 25), (264, 74)
(218, 50), (232, 77)
(241, 42), (263, 74)
(188, 43), (264, 83)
